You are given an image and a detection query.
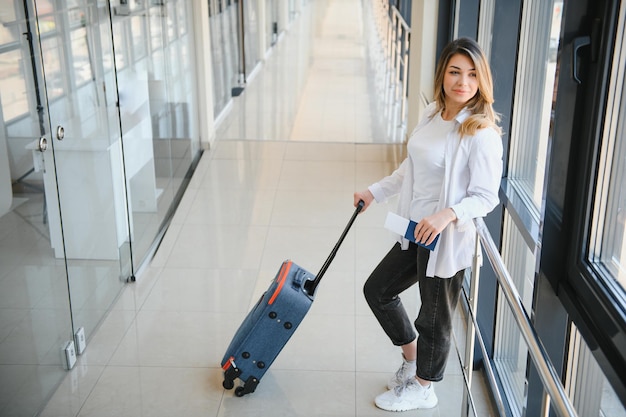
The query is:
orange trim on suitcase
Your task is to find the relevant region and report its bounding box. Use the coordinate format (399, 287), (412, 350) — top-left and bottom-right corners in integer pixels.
(222, 356), (235, 370)
(268, 261), (292, 305)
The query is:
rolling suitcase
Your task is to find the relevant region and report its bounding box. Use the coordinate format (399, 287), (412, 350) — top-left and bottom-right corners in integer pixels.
(221, 200), (364, 397)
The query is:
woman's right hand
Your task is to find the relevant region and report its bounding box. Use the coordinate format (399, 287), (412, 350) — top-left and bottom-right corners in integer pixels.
(354, 189), (375, 212)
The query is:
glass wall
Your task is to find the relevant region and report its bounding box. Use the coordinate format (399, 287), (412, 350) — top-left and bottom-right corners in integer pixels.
(209, 0), (239, 118)
(111, 0), (200, 270)
(1, 1), (127, 414)
(266, 0), (279, 47)
(242, 0), (260, 76)
(0, 1), (200, 415)
(208, 0), (260, 119)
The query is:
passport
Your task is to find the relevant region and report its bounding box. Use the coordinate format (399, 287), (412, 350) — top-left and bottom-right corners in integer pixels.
(384, 212), (440, 251)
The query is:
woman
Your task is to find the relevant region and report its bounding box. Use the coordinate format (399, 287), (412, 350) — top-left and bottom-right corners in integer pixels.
(353, 37), (503, 412)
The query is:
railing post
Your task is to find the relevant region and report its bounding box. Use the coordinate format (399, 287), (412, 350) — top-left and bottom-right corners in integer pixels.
(400, 29), (410, 129)
(461, 231), (482, 416)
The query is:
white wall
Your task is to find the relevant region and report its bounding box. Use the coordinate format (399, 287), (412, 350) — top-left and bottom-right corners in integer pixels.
(407, 1), (439, 131)
(191, 0), (217, 149)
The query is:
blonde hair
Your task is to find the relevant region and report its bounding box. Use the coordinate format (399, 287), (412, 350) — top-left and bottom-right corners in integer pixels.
(433, 38), (501, 136)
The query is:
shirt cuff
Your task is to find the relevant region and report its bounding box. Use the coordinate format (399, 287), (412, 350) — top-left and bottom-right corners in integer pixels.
(450, 203), (467, 225)
(368, 183), (386, 203)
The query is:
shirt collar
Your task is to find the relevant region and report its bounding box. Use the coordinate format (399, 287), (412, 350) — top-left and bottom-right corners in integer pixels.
(455, 107), (471, 124)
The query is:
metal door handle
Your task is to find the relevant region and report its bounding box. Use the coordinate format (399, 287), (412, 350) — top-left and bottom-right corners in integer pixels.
(572, 36), (590, 84)
(38, 136), (48, 152)
(56, 125), (65, 140)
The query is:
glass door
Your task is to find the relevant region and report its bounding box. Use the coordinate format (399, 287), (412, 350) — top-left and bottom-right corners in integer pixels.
(32, 0), (130, 348)
(1, 0), (198, 413)
(0, 1), (75, 415)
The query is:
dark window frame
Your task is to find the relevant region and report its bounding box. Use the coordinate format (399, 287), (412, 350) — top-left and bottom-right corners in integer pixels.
(543, 0), (626, 404)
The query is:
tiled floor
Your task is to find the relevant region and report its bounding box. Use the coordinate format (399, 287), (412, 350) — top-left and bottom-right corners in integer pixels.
(41, 1), (495, 416)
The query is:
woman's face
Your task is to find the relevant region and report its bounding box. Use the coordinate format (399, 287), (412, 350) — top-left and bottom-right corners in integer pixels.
(442, 53), (479, 111)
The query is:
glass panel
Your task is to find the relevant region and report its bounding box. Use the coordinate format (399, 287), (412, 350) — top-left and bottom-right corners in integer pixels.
(67, 4), (85, 27)
(100, 21), (115, 72)
(590, 0), (626, 293)
(267, 0), (278, 47)
(508, 1), (563, 212)
(129, 0), (143, 14)
(167, 1), (176, 40)
(493, 212), (536, 417)
(131, 15), (147, 59)
(36, 9), (55, 35)
(0, 2), (74, 415)
(70, 27), (93, 86)
(1, 1), (200, 413)
(209, 1), (239, 117)
(39, 37), (63, 100)
(243, 0), (260, 76)
(112, 18), (127, 70)
(0, 7), (19, 43)
(113, 0), (198, 269)
(0, 50), (29, 121)
(177, 1), (187, 36)
(496, 2), (564, 411)
(34, 0), (129, 345)
(566, 325), (626, 417)
(150, 8), (163, 51)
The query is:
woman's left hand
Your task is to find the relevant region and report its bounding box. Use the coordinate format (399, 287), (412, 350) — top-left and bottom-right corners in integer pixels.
(414, 208), (457, 245)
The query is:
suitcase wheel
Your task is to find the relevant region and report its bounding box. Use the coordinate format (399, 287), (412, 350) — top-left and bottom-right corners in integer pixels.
(222, 363), (241, 390)
(234, 376), (259, 397)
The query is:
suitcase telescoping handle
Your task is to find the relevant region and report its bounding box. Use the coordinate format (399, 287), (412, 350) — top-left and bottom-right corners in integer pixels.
(303, 199), (365, 296)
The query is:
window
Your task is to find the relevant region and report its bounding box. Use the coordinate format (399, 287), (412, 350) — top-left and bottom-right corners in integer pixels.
(493, 212), (536, 417)
(589, 1), (626, 296)
(508, 1), (563, 213)
(566, 325), (626, 417)
(492, 2), (565, 415)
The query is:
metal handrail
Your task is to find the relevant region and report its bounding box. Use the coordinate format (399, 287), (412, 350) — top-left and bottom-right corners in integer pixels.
(463, 218), (579, 417)
(364, 1), (409, 142)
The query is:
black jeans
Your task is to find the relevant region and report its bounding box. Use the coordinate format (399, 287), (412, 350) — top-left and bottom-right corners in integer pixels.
(363, 242), (464, 382)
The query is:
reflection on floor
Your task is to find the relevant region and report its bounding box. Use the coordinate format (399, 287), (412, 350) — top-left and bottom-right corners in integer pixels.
(40, 1), (496, 416)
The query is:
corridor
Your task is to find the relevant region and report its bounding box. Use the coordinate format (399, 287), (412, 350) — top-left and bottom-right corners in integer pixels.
(40, 1), (494, 415)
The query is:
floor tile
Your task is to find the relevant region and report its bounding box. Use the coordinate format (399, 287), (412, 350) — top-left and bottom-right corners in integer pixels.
(140, 267), (259, 313)
(108, 310), (244, 367)
(75, 366), (222, 417)
(219, 370), (355, 417)
(260, 225), (356, 273)
(166, 223), (268, 269)
(39, 365), (105, 417)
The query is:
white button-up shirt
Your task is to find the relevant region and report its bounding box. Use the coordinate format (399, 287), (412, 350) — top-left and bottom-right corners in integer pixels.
(369, 102), (503, 278)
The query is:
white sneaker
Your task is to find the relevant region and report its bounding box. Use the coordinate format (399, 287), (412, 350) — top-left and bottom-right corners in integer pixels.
(375, 379), (438, 412)
(387, 355), (417, 390)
